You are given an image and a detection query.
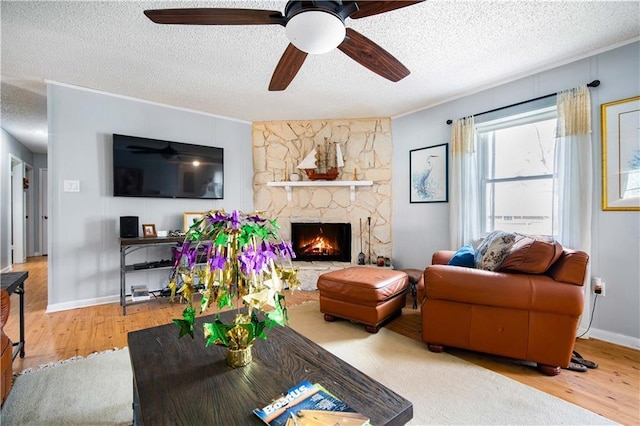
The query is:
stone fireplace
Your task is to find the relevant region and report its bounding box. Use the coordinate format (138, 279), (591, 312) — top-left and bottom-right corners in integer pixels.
(252, 117), (393, 289)
(291, 222), (351, 262)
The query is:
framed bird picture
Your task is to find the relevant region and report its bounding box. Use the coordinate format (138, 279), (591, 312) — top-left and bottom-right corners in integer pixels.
(410, 143), (448, 203)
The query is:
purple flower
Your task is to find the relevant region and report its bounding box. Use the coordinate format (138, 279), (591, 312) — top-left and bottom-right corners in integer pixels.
(209, 249), (227, 270)
(184, 246), (198, 268)
(230, 210), (241, 230)
(276, 241), (296, 260)
(173, 242), (193, 268)
(239, 245), (257, 275)
(260, 241), (277, 264)
(247, 214), (266, 223)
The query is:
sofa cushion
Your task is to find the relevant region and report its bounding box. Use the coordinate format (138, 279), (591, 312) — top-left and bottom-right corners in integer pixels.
(447, 244), (476, 268)
(474, 231), (517, 271)
(499, 234), (563, 274)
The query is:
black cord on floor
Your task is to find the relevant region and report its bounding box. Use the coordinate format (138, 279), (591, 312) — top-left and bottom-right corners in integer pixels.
(577, 294), (598, 338)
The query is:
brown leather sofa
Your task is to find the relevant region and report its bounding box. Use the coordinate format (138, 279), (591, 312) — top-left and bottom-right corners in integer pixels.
(1, 289), (12, 405)
(420, 239), (589, 376)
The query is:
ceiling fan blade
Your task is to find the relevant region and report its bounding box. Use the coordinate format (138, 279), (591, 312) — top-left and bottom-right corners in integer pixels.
(269, 44), (308, 91)
(349, 1), (425, 19)
(338, 28), (410, 82)
(144, 8), (285, 26)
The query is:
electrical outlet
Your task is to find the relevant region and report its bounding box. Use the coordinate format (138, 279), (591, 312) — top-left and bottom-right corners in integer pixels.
(592, 277), (606, 297)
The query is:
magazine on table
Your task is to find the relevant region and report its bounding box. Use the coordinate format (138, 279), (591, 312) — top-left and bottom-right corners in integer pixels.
(253, 380), (370, 426)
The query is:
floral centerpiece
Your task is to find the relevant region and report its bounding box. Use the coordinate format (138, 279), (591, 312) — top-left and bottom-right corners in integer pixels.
(168, 209), (299, 367)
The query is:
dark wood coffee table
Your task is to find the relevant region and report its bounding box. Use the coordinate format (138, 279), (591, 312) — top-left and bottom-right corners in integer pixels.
(128, 309), (413, 425)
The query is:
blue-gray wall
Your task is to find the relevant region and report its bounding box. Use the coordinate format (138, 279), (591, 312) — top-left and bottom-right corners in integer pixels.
(46, 83), (252, 311)
(392, 41), (640, 348)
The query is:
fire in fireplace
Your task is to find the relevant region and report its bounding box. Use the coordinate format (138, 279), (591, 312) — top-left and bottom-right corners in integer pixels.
(291, 222), (351, 262)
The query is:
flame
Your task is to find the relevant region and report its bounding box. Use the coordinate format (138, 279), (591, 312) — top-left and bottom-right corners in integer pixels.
(301, 236), (336, 255)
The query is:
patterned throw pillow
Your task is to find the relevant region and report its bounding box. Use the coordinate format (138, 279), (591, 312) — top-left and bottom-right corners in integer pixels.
(474, 230), (517, 271)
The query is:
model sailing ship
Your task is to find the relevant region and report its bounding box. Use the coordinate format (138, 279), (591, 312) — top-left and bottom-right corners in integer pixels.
(297, 138), (344, 181)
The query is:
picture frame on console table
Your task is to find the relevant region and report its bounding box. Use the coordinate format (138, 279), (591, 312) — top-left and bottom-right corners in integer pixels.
(601, 96), (640, 211)
(142, 224), (157, 238)
(183, 212), (205, 232)
(410, 143), (449, 203)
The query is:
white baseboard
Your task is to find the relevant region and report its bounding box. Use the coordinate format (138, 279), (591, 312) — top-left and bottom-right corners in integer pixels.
(1, 265), (12, 273)
(579, 327), (640, 350)
(46, 295), (120, 313)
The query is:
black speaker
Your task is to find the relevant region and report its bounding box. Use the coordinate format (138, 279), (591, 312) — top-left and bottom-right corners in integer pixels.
(120, 216), (139, 238)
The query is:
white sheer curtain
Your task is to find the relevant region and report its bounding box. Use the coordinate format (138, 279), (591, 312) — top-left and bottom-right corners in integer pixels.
(553, 86), (593, 254)
(449, 116), (480, 249)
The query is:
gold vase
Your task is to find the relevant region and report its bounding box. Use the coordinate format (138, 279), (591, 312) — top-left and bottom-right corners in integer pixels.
(226, 346), (252, 368)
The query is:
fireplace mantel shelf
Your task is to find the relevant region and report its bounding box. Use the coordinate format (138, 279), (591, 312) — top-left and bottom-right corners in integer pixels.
(267, 180), (373, 202)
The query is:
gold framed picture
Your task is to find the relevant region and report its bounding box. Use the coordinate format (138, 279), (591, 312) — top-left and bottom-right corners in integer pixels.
(601, 96), (640, 211)
(183, 212), (205, 232)
(142, 224), (157, 238)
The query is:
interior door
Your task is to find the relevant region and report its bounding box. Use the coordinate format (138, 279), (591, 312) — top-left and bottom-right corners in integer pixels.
(40, 168), (48, 256)
(11, 157), (25, 264)
(25, 164), (34, 257)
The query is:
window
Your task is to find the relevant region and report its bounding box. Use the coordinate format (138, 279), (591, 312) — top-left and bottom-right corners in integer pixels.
(476, 106), (557, 235)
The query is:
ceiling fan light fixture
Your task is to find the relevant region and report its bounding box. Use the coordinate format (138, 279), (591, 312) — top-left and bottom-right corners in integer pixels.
(285, 10), (345, 54)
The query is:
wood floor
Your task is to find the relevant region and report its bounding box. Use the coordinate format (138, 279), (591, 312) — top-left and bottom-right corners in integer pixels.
(4, 257), (639, 425)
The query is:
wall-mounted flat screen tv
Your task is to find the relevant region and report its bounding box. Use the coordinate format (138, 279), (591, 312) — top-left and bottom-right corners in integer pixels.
(112, 134), (223, 199)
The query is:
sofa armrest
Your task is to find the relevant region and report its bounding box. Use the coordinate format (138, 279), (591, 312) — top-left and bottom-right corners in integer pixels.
(546, 250), (589, 286)
(432, 251), (456, 265)
(420, 250), (464, 304)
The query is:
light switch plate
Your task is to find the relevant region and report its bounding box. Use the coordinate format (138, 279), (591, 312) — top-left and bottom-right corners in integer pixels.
(63, 180), (80, 192)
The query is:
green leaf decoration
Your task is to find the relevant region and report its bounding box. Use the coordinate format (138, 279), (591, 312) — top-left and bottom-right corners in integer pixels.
(203, 320), (230, 347)
(183, 306), (196, 322)
(218, 291), (233, 310)
(173, 319), (194, 339)
(173, 305), (197, 338)
(252, 311), (269, 340)
(265, 294), (288, 327)
(214, 232), (228, 247)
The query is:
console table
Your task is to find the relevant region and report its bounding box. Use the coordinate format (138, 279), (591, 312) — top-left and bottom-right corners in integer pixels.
(1, 271), (27, 359)
(119, 237), (184, 315)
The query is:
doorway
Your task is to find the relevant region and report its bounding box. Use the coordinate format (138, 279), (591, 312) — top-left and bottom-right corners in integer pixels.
(40, 168), (48, 256)
(25, 163), (34, 257)
(10, 155), (25, 264)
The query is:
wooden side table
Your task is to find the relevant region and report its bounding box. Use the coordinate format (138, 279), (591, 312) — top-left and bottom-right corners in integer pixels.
(401, 268), (423, 309)
(1, 271), (27, 359)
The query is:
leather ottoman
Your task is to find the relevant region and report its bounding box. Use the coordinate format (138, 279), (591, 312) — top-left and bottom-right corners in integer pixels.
(317, 267), (409, 333)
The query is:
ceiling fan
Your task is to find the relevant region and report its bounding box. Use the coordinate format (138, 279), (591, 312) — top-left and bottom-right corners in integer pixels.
(144, 1), (424, 91)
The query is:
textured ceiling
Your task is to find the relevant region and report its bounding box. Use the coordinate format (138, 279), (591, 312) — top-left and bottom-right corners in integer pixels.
(2, 1), (639, 154)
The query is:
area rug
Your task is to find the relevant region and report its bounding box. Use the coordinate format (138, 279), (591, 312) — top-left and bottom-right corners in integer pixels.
(0, 303), (616, 425)
(287, 302), (616, 425)
(1, 348), (132, 425)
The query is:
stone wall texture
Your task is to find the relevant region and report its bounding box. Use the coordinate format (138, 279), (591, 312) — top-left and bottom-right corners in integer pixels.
(252, 118), (393, 266)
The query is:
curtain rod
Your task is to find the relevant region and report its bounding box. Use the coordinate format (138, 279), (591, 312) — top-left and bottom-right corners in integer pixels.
(445, 79), (600, 125)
